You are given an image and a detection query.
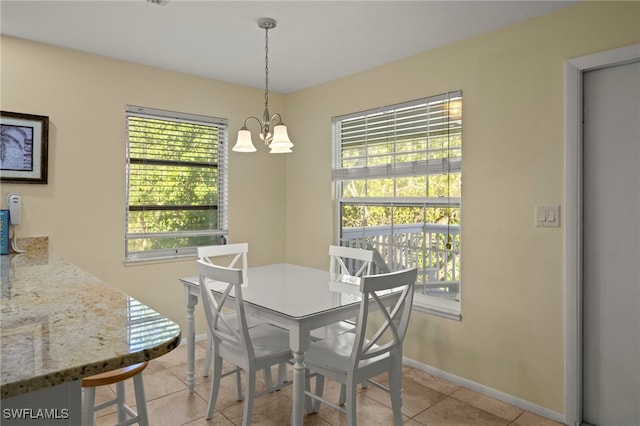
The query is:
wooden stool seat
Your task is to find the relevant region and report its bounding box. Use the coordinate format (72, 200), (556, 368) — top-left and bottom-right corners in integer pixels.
(82, 362), (148, 387)
(82, 362), (149, 426)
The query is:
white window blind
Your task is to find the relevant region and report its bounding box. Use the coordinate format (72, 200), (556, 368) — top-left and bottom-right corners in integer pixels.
(333, 91), (462, 182)
(125, 105), (228, 262)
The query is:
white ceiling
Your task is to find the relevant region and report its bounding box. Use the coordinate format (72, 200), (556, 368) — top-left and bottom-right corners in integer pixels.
(1, 0), (579, 93)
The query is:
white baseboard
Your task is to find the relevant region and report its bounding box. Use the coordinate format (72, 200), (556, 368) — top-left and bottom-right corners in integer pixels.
(403, 357), (566, 425)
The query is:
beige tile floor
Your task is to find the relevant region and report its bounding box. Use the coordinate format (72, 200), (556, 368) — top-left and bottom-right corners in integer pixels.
(93, 341), (565, 426)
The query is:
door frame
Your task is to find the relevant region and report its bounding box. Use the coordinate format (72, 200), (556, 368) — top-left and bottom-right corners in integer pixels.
(564, 43), (640, 426)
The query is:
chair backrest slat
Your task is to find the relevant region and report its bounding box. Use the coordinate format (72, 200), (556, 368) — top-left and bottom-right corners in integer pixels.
(197, 259), (255, 360)
(329, 245), (374, 278)
(198, 243), (248, 261)
(350, 268), (417, 366)
(198, 243), (249, 283)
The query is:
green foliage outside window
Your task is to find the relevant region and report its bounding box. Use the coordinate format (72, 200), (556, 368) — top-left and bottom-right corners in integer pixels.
(126, 112), (226, 258)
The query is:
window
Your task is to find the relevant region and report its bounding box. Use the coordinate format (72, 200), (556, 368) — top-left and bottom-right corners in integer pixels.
(332, 91), (462, 319)
(125, 105), (228, 262)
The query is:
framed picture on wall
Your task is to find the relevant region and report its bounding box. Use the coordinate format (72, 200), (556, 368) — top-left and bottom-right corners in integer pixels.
(1, 111), (49, 184)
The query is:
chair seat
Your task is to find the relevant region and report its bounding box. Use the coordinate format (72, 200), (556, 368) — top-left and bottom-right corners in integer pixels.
(222, 311), (263, 330)
(310, 321), (355, 340)
(202, 310), (263, 377)
(305, 333), (389, 376)
(221, 323), (291, 360)
(249, 324), (291, 357)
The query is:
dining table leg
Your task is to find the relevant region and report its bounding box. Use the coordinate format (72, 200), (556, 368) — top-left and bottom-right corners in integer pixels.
(291, 351), (306, 425)
(184, 286), (198, 393)
(290, 327), (310, 426)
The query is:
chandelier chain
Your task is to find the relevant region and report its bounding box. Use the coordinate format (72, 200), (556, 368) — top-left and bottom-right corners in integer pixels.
(264, 26), (270, 110)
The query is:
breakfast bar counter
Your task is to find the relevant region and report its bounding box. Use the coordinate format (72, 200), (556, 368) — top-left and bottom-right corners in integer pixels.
(1, 241), (181, 411)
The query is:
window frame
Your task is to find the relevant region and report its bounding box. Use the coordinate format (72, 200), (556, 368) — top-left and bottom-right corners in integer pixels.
(125, 105), (228, 263)
(332, 92), (462, 320)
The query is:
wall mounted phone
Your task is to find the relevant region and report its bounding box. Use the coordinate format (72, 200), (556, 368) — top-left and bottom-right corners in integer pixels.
(7, 193), (25, 253)
(8, 193), (22, 225)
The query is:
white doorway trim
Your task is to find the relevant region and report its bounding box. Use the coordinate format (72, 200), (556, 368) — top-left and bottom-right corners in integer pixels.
(564, 43), (640, 426)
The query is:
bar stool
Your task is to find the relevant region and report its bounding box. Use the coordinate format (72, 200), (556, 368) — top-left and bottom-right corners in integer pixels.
(81, 361), (149, 426)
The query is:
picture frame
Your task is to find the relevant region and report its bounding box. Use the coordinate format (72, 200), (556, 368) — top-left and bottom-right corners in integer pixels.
(1, 111), (49, 184)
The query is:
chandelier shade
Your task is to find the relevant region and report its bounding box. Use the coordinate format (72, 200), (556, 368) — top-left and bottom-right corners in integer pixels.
(232, 17), (293, 154)
(233, 128), (257, 152)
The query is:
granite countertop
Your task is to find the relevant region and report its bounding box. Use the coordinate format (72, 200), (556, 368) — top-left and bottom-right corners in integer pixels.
(0, 239), (181, 399)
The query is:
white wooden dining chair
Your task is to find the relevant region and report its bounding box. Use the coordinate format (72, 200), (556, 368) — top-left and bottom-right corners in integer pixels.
(198, 260), (293, 425)
(303, 267), (418, 426)
(198, 243), (286, 393)
(309, 245), (374, 341)
(198, 244), (249, 378)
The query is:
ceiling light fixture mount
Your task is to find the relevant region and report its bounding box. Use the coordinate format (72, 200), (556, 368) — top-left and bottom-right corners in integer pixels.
(233, 17), (293, 154)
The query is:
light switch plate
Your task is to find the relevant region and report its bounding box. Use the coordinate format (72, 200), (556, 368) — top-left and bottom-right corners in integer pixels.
(536, 205), (560, 227)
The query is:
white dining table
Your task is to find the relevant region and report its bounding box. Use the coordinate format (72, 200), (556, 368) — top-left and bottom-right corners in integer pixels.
(179, 262), (401, 425)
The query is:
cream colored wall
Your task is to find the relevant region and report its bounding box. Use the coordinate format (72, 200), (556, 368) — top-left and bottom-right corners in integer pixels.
(2, 0), (638, 417)
(0, 36), (288, 336)
(283, 1), (639, 415)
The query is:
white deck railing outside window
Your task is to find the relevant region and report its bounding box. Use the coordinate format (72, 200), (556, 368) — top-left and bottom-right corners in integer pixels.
(341, 223), (460, 300)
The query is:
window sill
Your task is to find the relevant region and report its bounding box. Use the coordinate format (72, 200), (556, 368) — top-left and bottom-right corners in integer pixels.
(413, 293), (461, 321)
(124, 252), (195, 266)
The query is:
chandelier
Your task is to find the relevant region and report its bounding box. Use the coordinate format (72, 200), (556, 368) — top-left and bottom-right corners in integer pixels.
(233, 18), (293, 154)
